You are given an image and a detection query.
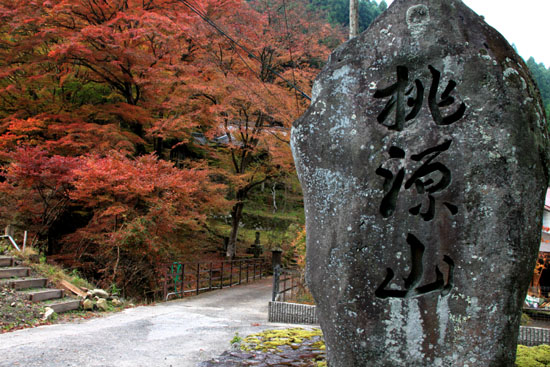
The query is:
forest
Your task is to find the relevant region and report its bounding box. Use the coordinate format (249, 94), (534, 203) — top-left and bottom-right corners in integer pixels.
(527, 57), (550, 119)
(0, 0), (547, 299)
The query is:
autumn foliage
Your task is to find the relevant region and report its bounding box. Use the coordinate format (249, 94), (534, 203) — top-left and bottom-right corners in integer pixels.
(0, 0), (340, 296)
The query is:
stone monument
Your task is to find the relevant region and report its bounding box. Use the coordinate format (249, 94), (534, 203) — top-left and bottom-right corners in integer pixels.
(291, 0), (550, 366)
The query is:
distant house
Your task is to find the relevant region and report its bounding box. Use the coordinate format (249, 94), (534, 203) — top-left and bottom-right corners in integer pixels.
(541, 190), (550, 252)
(530, 189), (550, 297)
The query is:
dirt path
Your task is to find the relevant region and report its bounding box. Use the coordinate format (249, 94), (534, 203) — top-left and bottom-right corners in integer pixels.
(0, 277), (287, 367)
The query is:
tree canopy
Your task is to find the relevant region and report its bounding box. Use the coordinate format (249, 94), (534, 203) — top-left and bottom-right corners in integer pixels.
(307, 0), (387, 32)
(526, 57), (550, 120)
(0, 0), (342, 295)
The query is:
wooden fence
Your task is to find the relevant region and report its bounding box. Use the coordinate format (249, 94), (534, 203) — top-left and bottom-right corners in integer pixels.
(272, 266), (302, 302)
(163, 258), (268, 301)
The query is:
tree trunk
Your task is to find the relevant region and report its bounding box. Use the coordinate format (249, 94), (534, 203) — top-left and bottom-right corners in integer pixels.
(226, 201), (244, 259)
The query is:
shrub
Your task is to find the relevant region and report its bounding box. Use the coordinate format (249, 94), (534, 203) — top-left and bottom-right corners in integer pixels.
(516, 345), (550, 367)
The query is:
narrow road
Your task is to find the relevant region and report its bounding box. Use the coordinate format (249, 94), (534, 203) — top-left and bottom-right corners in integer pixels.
(0, 277), (284, 367)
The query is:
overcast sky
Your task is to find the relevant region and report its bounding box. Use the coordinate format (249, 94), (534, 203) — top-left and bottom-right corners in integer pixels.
(379, 0), (550, 67)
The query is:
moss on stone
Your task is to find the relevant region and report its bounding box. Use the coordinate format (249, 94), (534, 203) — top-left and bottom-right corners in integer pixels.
(241, 327), (323, 353)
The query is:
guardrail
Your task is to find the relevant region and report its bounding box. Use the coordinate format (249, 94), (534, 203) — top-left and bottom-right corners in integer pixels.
(0, 232), (27, 252)
(162, 258), (268, 301)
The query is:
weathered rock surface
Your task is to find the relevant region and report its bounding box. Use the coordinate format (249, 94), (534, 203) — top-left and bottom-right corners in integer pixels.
(82, 299), (94, 310)
(89, 289), (109, 299)
(291, 0), (550, 366)
(42, 307), (54, 321)
(96, 298), (108, 311)
(199, 339), (325, 367)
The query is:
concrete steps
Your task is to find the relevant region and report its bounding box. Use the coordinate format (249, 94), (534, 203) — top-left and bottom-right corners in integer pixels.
(0, 255), (81, 314)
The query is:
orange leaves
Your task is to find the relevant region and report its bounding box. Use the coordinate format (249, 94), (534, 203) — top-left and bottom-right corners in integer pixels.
(0, 147), (80, 246)
(70, 152), (229, 244)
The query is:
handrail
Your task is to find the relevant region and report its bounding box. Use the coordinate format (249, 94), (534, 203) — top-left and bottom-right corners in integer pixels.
(0, 235), (20, 251)
(162, 258), (268, 301)
(272, 266), (301, 302)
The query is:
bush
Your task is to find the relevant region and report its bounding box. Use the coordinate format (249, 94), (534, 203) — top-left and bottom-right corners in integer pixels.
(517, 345), (550, 367)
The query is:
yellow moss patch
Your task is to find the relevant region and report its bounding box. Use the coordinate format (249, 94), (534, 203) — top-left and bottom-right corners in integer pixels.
(241, 328), (324, 353)
(516, 345), (550, 367)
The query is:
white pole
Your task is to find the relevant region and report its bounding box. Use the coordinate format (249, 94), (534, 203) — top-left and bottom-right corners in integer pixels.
(23, 231), (27, 251)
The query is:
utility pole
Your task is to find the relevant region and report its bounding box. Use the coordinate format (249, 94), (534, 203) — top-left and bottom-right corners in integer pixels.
(349, 0), (359, 39)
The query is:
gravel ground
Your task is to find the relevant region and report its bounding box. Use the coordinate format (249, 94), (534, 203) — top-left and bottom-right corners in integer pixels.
(0, 277), (302, 367)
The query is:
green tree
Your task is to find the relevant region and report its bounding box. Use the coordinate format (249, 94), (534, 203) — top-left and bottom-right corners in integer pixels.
(306, 0), (385, 32)
(526, 56), (550, 120)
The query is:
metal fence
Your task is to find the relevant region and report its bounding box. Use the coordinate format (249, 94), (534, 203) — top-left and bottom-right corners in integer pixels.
(163, 258), (268, 301)
(272, 265), (302, 302)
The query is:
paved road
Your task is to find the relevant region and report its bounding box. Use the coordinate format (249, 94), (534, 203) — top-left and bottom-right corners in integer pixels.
(0, 277), (287, 367)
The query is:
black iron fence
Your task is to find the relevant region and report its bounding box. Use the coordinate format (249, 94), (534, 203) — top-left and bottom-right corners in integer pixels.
(163, 258), (268, 301)
(272, 265), (302, 302)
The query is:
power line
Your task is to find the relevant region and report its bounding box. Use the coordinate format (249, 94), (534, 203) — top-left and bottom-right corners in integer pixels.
(175, 0), (311, 101)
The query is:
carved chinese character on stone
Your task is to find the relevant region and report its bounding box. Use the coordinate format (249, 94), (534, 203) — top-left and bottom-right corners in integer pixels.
(291, 0), (550, 366)
(375, 233), (454, 299)
(374, 66), (424, 131)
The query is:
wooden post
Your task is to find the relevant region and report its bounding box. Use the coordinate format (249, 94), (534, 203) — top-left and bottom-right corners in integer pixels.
(181, 264), (185, 296)
(283, 271), (287, 302)
(238, 260), (242, 285)
(209, 262), (213, 291)
(163, 267), (168, 300)
(349, 0), (359, 39)
(272, 265), (280, 302)
(220, 261), (224, 289)
(229, 261), (233, 287)
(196, 263), (200, 295)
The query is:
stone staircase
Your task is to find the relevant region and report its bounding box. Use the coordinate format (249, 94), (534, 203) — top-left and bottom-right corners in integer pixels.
(0, 255), (81, 313)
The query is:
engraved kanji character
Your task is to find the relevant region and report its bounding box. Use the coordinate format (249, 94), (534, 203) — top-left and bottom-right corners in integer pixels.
(428, 65), (466, 125)
(374, 66), (424, 131)
(404, 139), (457, 221)
(375, 233), (455, 299)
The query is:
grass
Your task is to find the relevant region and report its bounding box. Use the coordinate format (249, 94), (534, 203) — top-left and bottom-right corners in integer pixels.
(30, 261), (94, 290)
(0, 247), (132, 333)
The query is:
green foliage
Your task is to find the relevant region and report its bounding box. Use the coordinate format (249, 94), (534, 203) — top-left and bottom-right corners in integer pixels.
(521, 313), (531, 326)
(526, 57), (550, 120)
(516, 345), (550, 367)
(307, 0), (386, 32)
(230, 332), (243, 345)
